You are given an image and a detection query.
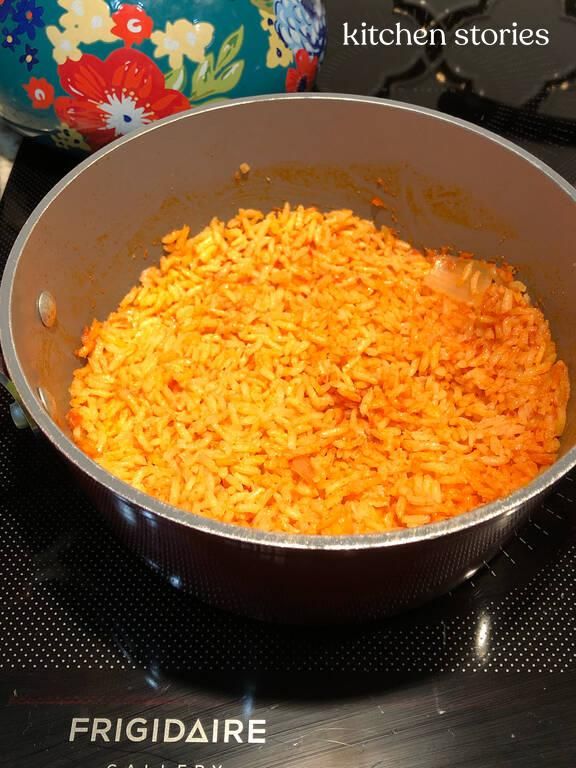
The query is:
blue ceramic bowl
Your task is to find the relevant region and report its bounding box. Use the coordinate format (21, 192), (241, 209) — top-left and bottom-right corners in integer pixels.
(0, 0), (326, 152)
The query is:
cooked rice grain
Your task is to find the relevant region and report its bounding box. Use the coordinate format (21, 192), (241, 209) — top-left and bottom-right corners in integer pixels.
(68, 206), (570, 535)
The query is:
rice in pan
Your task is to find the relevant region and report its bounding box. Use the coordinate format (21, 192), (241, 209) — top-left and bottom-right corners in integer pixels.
(68, 205), (570, 535)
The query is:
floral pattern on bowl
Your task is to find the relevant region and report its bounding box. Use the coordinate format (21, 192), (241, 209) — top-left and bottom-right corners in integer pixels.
(0, 0), (326, 151)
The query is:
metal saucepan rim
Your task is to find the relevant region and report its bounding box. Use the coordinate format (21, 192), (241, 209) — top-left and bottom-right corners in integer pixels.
(1, 93), (575, 551)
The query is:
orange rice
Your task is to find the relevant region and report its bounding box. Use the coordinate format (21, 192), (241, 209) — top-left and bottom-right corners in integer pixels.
(68, 205), (570, 535)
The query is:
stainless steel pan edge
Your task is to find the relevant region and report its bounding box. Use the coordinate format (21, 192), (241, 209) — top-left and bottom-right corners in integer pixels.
(0, 94), (575, 622)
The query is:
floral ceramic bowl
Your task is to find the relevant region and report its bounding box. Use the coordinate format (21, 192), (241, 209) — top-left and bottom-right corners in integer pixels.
(0, 0), (326, 152)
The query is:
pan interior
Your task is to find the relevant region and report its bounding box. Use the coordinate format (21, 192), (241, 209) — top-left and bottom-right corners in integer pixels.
(6, 97), (576, 467)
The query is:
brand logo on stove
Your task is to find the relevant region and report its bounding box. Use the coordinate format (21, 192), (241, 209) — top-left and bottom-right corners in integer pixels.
(69, 716), (267, 745)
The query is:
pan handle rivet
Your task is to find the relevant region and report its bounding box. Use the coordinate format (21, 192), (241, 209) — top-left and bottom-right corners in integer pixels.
(38, 291), (57, 328)
(37, 387), (56, 419)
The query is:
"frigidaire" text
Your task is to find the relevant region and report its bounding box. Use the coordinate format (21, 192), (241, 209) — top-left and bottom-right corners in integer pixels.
(69, 717), (267, 744)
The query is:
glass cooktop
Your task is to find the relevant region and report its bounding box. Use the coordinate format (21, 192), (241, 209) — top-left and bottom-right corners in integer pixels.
(2, 1), (576, 765)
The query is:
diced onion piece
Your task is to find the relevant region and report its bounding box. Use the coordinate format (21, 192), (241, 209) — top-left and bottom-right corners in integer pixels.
(423, 254), (500, 305)
(290, 456), (315, 483)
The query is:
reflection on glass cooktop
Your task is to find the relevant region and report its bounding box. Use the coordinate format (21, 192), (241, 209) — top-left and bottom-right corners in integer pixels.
(2, 0), (576, 765)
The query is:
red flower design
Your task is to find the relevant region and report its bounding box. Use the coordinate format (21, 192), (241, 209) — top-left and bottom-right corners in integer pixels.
(23, 76), (54, 109)
(111, 4), (153, 46)
(54, 48), (190, 149)
(285, 49), (318, 93)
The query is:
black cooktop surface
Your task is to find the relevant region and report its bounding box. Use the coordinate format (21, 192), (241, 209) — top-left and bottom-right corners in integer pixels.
(2, 1), (576, 766)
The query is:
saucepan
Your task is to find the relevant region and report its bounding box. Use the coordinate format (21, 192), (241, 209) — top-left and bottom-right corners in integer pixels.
(1, 94), (575, 623)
